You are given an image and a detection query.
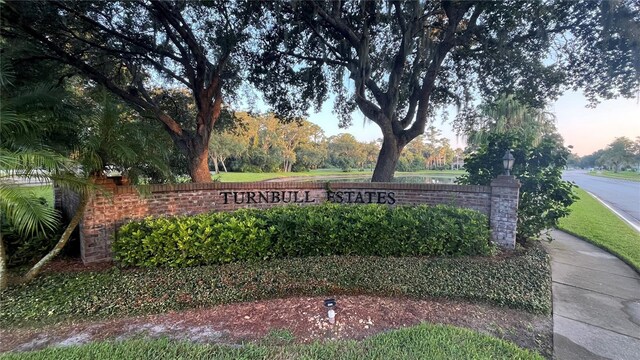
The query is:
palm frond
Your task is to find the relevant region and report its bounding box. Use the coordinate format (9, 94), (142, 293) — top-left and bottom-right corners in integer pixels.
(0, 148), (73, 178)
(49, 172), (96, 198)
(0, 60), (15, 88)
(5, 84), (65, 110)
(0, 184), (59, 236)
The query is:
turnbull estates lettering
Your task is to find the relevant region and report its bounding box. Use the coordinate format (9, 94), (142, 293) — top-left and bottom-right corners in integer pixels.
(326, 190), (396, 204)
(219, 191), (316, 204)
(218, 190), (396, 205)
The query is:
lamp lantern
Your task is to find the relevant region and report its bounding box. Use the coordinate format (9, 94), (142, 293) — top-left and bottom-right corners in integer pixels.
(503, 150), (515, 176)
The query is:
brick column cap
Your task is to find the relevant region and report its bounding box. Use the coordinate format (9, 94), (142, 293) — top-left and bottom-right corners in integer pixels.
(490, 175), (520, 188)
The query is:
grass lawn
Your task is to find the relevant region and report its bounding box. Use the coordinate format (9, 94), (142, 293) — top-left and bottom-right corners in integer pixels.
(588, 170), (640, 182)
(19, 185), (54, 207)
(558, 188), (640, 271)
(0, 323), (543, 360)
(212, 169), (465, 182)
(0, 246), (550, 328)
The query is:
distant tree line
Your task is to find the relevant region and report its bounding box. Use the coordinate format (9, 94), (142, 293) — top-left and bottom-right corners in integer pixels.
(570, 137), (640, 172)
(209, 113), (461, 174)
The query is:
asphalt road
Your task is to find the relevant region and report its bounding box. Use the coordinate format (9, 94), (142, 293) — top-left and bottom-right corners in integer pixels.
(563, 170), (640, 231)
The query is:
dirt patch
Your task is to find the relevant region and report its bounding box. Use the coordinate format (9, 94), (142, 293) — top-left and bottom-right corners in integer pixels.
(0, 295), (552, 358)
(41, 258), (115, 274)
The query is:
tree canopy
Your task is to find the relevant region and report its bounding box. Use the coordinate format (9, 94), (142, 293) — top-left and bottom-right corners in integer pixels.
(251, 0), (639, 181)
(1, 0), (260, 182)
(597, 137), (639, 172)
(2, 1), (638, 182)
(454, 94), (557, 148)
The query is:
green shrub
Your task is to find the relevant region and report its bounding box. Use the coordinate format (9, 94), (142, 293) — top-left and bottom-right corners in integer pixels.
(114, 204), (491, 267)
(459, 133), (575, 242)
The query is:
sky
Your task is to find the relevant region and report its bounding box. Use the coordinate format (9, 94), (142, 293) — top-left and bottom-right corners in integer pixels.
(307, 91), (640, 157)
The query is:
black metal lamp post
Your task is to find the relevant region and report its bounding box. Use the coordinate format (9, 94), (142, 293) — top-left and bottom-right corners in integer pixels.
(503, 150), (515, 176)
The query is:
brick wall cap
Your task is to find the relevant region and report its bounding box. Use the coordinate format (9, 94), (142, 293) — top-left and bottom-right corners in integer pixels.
(490, 175), (521, 188)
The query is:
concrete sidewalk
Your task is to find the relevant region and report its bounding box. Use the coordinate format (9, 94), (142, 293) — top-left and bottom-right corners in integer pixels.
(545, 230), (640, 360)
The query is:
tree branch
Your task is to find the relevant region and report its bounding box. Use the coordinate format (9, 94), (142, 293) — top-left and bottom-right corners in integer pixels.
(311, 1), (362, 48)
(50, 1), (184, 63)
(282, 51), (349, 67)
(354, 94), (384, 127)
(150, 9), (197, 87)
(57, 26), (191, 88)
(386, 1), (417, 119)
(406, 1), (476, 142)
(151, 2), (206, 88)
(1, 5), (185, 138)
(454, 3), (484, 47)
(365, 78), (386, 108)
(297, 14), (353, 64)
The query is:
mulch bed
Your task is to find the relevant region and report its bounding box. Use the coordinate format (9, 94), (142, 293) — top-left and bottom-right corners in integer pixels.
(1, 258), (552, 358)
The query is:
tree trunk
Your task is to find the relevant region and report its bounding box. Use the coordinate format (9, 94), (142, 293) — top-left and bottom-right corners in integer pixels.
(187, 145), (212, 183)
(172, 117), (215, 183)
(372, 136), (402, 182)
(0, 233), (7, 291)
(211, 151), (220, 174)
(22, 195), (89, 283)
(220, 157), (228, 173)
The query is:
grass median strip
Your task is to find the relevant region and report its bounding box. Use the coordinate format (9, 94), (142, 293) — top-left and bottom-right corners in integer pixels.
(0, 245), (550, 328)
(588, 170), (640, 182)
(558, 188), (640, 271)
(0, 323), (543, 360)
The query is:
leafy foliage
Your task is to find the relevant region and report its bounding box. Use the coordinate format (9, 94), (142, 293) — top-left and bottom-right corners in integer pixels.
(327, 134), (367, 171)
(114, 204), (491, 268)
(459, 133), (575, 241)
(596, 137), (638, 172)
(75, 91), (174, 184)
(563, 0), (640, 104)
(397, 128), (458, 172)
(0, 244), (550, 328)
(0, 58), (93, 289)
(454, 95), (557, 148)
(1, 196), (62, 267)
(0, 62), (70, 239)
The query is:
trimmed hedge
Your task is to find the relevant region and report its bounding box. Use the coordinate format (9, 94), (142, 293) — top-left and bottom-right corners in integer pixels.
(114, 204), (491, 267)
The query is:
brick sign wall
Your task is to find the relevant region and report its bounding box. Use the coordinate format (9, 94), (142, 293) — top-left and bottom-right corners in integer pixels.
(56, 177), (520, 264)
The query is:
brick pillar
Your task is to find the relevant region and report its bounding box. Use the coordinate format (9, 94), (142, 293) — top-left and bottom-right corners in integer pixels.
(80, 177), (119, 264)
(490, 175), (521, 249)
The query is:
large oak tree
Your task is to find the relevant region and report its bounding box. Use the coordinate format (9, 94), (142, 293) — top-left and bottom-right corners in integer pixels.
(1, 0), (259, 182)
(251, 0), (639, 181)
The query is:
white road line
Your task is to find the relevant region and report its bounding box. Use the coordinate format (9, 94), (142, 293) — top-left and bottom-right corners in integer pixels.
(586, 191), (640, 233)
